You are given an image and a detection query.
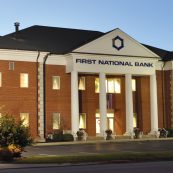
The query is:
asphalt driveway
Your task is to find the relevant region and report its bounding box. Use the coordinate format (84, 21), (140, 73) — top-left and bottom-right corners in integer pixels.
(22, 139), (173, 157)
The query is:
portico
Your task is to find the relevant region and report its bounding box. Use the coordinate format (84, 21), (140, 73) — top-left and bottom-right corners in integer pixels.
(68, 54), (159, 137)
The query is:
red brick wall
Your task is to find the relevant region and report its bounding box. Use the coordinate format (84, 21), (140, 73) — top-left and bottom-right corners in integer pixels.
(164, 70), (172, 128)
(0, 60), (167, 137)
(45, 65), (71, 134)
(0, 60), (38, 137)
(156, 71), (164, 129)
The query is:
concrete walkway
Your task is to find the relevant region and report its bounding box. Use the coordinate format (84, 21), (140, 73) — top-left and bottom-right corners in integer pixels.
(34, 137), (173, 146)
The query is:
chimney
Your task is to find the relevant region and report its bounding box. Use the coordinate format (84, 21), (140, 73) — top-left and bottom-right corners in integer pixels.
(14, 22), (20, 32)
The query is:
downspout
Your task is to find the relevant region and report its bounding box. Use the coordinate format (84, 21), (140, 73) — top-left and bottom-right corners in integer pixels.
(161, 60), (166, 128)
(43, 53), (51, 138)
(36, 51), (40, 135)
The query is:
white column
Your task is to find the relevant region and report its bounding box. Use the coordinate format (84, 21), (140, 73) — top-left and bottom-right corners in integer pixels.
(124, 74), (134, 136)
(99, 72), (107, 136)
(150, 74), (158, 134)
(71, 70), (79, 134)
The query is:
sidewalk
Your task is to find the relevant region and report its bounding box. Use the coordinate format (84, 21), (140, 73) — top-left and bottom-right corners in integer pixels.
(34, 137), (173, 146)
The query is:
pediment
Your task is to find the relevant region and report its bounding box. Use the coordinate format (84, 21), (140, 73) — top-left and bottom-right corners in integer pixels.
(73, 28), (160, 58)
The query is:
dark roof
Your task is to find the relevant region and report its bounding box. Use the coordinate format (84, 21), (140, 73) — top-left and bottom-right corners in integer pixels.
(143, 44), (173, 61)
(1, 25), (104, 54)
(0, 25), (172, 61)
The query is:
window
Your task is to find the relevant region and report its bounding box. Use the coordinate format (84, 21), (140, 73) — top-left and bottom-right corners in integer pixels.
(52, 76), (60, 90)
(79, 113), (86, 129)
(95, 78), (121, 93)
(20, 113), (29, 127)
(9, 62), (15, 70)
(78, 77), (85, 90)
(95, 78), (100, 93)
(53, 113), (60, 130)
(20, 73), (29, 88)
(132, 79), (136, 91)
(0, 72), (2, 87)
(133, 113), (137, 128)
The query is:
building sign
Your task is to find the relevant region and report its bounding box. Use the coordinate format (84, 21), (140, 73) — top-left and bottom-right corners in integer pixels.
(75, 58), (153, 68)
(66, 56), (157, 75)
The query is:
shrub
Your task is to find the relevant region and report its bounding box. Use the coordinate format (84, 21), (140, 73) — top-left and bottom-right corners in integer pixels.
(63, 134), (74, 142)
(166, 128), (173, 137)
(0, 115), (33, 157)
(53, 133), (63, 142)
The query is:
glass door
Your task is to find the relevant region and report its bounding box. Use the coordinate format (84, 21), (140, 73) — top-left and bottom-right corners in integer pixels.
(96, 113), (114, 134)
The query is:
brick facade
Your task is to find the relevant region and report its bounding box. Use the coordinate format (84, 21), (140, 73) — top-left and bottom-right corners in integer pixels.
(0, 60), (38, 137)
(0, 60), (171, 138)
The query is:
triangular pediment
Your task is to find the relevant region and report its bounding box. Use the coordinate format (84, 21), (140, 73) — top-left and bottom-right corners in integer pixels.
(73, 28), (160, 58)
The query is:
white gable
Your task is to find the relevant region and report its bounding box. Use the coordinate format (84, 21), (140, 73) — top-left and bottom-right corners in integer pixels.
(73, 28), (160, 58)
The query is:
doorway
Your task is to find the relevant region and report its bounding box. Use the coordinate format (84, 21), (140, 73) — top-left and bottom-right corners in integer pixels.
(95, 113), (114, 134)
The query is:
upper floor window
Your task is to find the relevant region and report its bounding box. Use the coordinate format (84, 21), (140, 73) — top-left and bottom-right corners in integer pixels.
(95, 78), (121, 94)
(52, 76), (60, 90)
(132, 79), (136, 91)
(9, 62), (15, 70)
(78, 77), (85, 90)
(20, 73), (29, 88)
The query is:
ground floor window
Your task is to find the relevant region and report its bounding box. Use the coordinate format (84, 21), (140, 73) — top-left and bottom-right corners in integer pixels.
(53, 112), (60, 130)
(133, 113), (137, 128)
(20, 113), (29, 127)
(79, 113), (86, 129)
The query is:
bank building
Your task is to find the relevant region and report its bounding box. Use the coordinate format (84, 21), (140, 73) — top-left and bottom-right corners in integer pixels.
(0, 23), (172, 141)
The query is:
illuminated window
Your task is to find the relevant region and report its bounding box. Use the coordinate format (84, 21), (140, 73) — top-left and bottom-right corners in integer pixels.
(133, 113), (137, 128)
(95, 78), (100, 93)
(107, 79), (115, 93)
(132, 79), (136, 91)
(53, 113), (60, 130)
(78, 77), (85, 90)
(52, 76), (60, 90)
(20, 73), (29, 88)
(95, 78), (121, 93)
(79, 113), (86, 129)
(20, 113), (29, 127)
(0, 72), (2, 87)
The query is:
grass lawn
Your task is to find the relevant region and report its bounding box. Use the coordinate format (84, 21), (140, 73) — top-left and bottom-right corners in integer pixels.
(15, 151), (173, 164)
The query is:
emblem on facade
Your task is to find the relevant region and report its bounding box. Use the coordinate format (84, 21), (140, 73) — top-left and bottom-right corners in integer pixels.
(112, 36), (124, 51)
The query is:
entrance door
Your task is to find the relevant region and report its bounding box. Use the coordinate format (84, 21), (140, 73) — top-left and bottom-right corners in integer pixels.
(96, 113), (114, 134)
